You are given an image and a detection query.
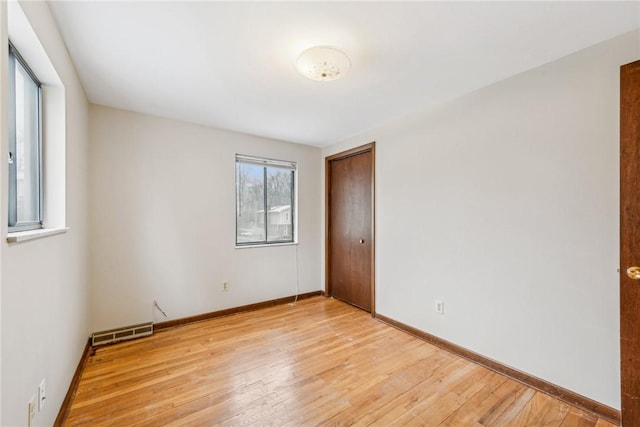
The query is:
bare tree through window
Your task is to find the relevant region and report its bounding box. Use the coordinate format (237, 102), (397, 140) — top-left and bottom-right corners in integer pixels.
(236, 156), (295, 245)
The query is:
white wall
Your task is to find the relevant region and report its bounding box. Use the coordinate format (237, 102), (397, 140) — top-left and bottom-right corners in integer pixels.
(323, 31), (640, 409)
(1, 2), (90, 426)
(89, 105), (322, 331)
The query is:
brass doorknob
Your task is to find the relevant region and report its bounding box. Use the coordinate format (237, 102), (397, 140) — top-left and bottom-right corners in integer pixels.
(627, 267), (640, 279)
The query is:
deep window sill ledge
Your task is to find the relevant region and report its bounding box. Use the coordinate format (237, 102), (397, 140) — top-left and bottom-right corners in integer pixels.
(7, 227), (69, 243)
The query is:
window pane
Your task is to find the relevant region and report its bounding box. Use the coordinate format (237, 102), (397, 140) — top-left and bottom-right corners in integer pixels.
(14, 60), (40, 224)
(266, 166), (293, 242)
(236, 162), (265, 243)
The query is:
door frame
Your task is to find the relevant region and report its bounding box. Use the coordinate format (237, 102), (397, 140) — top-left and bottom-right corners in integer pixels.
(325, 142), (376, 316)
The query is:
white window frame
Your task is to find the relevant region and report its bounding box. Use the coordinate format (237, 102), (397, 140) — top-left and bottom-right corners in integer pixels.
(8, 41), (42, 232)
(6, 0), (69, 243)
(235, 154), (297, 247)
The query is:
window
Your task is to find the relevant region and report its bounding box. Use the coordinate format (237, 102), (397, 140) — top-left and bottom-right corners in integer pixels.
(236, 155), (296, 246)
(8, 42), (42, 232)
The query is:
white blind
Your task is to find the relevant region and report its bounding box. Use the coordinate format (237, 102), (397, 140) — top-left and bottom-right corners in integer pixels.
(236, 154), (296, 170)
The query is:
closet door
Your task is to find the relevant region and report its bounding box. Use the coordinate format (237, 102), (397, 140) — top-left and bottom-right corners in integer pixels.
(327, 144), (375, 312)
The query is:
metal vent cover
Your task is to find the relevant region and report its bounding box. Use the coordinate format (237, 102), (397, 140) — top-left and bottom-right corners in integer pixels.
(91, 322), (153, 346)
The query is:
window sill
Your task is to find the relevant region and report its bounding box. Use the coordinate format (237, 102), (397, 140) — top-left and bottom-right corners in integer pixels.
(7, 227), (69, 243)
(235, 242), (298, 249)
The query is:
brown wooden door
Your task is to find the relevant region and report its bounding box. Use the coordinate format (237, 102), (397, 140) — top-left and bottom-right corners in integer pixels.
(621, 59), (640, 426)
(327, 143), (375, 312)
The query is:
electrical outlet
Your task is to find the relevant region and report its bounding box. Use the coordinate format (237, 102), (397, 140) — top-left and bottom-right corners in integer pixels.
(222, 282), (229, 291)
(38, 379), (46, 411)
(435, 299), (444, 315)
(27, 395), (36, 427)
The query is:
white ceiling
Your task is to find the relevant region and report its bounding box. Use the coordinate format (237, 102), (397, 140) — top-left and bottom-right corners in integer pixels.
(49, 1), (640, 147)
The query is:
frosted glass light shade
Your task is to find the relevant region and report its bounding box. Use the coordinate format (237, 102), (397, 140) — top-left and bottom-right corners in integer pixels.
(296, 46), (351, 82)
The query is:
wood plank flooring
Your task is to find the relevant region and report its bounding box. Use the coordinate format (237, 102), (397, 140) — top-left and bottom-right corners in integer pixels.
(65, 297), (617, 426)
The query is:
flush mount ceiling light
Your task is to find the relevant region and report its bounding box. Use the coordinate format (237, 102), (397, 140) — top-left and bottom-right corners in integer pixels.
(296, 46), (351, 82)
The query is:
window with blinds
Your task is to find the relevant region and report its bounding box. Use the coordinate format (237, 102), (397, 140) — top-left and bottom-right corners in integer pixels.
(235, 155), (296, 246)
(8, 42), (42, 232)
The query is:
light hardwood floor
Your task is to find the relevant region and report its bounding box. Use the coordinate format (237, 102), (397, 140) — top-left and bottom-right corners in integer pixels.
(65, 297), (616, 426)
